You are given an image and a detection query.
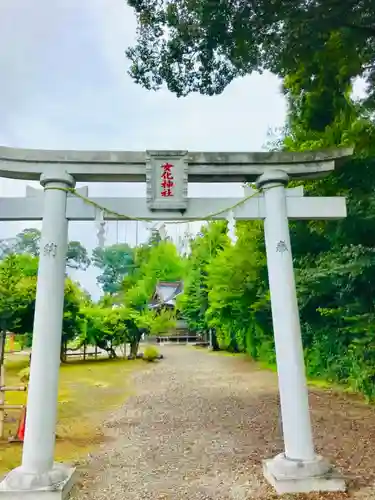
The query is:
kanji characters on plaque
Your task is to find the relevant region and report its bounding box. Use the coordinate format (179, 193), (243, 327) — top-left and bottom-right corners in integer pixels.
(146, 151), (188, 211)
(160, 162), (174, 197)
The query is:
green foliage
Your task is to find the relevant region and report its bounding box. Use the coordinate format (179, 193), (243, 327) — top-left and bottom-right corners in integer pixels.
(78, 303), (172, 359)
(143, 345), (160, 362)
(65, 241), (91, 270)
(0, 254), (37, 332)
(13, 228), (41, 257)
(92, 244), (135, 294)
(0, 253), (90, 360)
(80, 305), (126, 358)
(0, 229), (181, 363)
(126, 0), (375, 105)
(205, 221), (268, 353)
(171, 44), (375, 400)
(148, 309), (176, 335)
(62, 278), (86, 351)
(123, 240), (184, 309)
(178, 221), (229, 334)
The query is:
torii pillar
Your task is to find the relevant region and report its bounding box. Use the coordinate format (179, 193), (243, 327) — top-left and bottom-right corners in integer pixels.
(256, 170), (345, 494)
(0, 169), (77, 499)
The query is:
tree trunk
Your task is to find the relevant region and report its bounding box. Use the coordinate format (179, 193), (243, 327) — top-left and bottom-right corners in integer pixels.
(108, 347), (117, 359)
(211, 329), (220, 351)
(60, 341), (67, 363)
(130, 341), (140, 358)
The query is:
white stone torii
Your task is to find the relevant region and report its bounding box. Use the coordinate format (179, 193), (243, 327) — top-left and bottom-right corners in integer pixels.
(0, 146), (352, 498)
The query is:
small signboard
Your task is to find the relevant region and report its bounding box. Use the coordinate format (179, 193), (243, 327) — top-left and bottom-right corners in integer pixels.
(146, 150), (188, 211)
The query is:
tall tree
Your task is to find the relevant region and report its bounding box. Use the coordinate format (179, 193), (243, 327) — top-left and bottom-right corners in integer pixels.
(0, 228), (91, 270)
(14, 228), (41, 256)
(0, 252), (91, 355)
(92, 243), (135, 294)
(126, 0), (375, 106)
(124, 240), (185, 308)
(179, 221), (228, 334)
(66, 241), (91, 270)
(205, 221), (269, 354)
(0, 254), (37, 333)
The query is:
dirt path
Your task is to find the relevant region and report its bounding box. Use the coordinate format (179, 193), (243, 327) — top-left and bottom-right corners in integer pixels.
(70, 346), (375, 500)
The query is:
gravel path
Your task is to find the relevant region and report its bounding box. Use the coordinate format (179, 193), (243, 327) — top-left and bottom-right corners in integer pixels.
(70, 346), (375, 500)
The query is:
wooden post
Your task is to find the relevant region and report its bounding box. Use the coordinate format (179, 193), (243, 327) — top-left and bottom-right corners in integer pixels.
(95, 345), (98, 359)
(0, 364), (5, 438)
(0, 330), (5, 367)
(0, 404), (24, 409)
(83, 343), (87, 361)
(0, 330), (6, 438)
(1, 386), (27, 392)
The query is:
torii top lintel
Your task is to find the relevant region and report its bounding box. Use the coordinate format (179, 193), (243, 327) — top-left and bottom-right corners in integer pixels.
(0, 146), (353, 183)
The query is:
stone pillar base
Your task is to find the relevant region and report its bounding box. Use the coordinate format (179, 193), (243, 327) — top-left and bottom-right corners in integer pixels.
(0, 463), (76, 500)
(263, 453), (346, 495)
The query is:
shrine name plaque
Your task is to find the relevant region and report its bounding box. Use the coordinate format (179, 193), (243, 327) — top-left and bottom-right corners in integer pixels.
(146, 150), (188, 211)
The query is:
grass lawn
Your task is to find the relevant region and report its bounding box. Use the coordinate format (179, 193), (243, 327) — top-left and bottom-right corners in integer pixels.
(201, 347), (360, 396)
(0, 354), (144, 474)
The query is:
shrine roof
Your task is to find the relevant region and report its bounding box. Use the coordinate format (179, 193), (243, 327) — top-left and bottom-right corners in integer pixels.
(149, 281), (183, 309)
(0, 146), (353, 182)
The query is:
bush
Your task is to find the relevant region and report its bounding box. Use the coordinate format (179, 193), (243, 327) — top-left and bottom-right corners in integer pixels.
(143, 345), (160, 362)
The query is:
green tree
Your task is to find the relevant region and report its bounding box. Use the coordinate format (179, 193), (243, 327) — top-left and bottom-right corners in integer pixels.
(60, 279), (87, 361)
(140, 240), (184, 283)
(80, 305), (122, 359)
(205, 221), (269, 354)
(162, 29), (375, 401)
(14, 228), (41, 256)
(251, 55), (375, 397)
(123, 240), (185, 309)
(100, 239), (185, 356)
(0, 228), (91, 270)
(0, 254), (37, 334)
(179, 222), (228, 336)
(92, 243), (135, 294)
(0, 253), (88, 355)
(126, 0), (375, 105)
(66, 241), (91, 270)
(79, 305), (157, 359)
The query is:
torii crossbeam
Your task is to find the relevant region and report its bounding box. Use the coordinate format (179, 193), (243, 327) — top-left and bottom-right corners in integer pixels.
(0, 146), (352, 498)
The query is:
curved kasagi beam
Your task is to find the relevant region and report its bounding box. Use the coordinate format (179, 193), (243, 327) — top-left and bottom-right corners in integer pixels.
(0, 145), (353, 183)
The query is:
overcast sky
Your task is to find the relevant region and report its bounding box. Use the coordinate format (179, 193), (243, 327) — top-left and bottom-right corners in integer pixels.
(0, 0), (289, 297)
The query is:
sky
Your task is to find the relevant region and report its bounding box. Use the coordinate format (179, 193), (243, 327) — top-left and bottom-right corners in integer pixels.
(0, 0), (288, 297)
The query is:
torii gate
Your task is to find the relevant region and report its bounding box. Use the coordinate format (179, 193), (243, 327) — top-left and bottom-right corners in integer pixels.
(0, 146), (352, 498)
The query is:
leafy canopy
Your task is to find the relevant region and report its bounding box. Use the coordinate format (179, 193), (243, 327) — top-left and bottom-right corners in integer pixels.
(126, 0), (375, 106)
(92, 243), (135, 294)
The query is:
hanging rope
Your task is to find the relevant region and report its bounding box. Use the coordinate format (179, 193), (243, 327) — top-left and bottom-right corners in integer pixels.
(44, 185), (264, 225)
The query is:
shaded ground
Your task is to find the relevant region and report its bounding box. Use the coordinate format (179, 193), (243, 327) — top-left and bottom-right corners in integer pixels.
(0, 355), (142, 473)
(70, 346), (375, 500)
